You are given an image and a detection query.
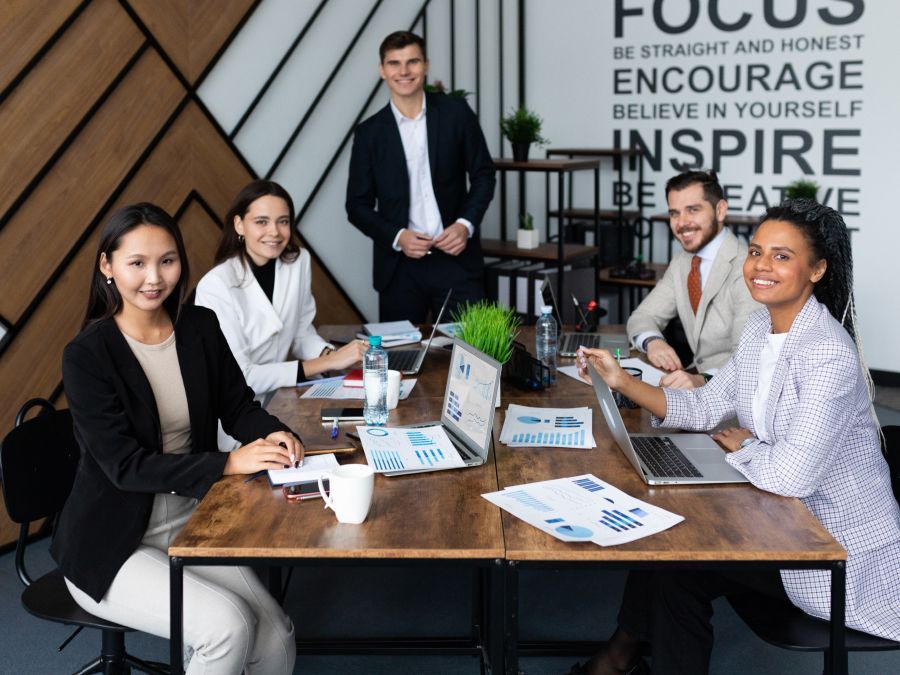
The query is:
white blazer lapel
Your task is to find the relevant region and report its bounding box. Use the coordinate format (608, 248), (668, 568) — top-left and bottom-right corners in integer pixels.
(762, 296), (819, 438)
(226, 257), (284, 352)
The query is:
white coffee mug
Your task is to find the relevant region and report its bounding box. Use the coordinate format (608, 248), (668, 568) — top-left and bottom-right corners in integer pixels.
(318, 464), (375, 524)
(386, 369), (402, 410)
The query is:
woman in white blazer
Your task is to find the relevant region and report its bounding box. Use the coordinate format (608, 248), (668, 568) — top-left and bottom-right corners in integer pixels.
(195, 181), (366, 447)
(573, 199), (899, 675)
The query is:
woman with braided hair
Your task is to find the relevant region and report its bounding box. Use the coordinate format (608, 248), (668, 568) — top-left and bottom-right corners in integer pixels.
(571, 199), (900, 675)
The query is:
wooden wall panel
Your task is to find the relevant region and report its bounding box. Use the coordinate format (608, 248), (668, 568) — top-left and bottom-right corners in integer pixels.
(127, 0), (189, 77)
(0, 0), (82, 92)
(179, 201), (225, 288)
(0, 49), (183, 321)
(0, 0), (142, 215)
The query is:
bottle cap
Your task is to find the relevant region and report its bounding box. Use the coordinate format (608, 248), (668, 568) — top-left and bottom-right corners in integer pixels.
(540, 305), (553, 314)
(368, 335), (382, 347)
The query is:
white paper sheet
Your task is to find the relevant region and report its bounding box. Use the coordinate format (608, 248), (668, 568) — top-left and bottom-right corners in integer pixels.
(300, 379), (416, 400)
(356, 425), (465, 473)
(499, 404), (596, 449)
(267, 453), (339, 486)
(482, 474), (683, 546)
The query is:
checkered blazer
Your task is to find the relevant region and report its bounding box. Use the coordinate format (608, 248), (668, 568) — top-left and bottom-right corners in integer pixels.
(658, 296), (900, 641)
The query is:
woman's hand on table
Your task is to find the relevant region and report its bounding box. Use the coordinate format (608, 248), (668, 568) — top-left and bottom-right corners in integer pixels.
(659, 369), (706, 389)
(712, 427), (754, 452)
(327, 339), (368, 370)
(223, 434), (302, 475)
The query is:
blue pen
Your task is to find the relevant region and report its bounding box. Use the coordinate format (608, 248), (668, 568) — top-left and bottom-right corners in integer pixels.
(330, 418), (339, 439)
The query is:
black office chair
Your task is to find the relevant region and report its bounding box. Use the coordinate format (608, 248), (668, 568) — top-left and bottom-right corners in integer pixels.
(0, 398), (168, 675)
(726, 425), (900, 668)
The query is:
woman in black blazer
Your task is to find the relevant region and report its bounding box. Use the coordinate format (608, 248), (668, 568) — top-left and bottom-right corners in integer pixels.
(51, 203), (301, 674)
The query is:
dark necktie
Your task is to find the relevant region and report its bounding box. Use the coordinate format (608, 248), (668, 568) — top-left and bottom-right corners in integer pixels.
(688, 255), (702, 315)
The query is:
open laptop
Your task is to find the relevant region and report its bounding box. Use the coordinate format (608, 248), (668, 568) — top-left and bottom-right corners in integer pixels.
(587, 366), (749, 485)
(540, 277), (630, 357)
(387, 339), (500, 476)
(386, 289), (452, 375)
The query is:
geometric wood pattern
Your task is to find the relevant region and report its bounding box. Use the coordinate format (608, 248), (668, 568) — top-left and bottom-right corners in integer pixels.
(0, 0), (361, 548)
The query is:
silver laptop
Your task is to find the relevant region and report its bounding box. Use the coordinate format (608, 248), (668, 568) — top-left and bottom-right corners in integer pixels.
(540, 277), (629, 357)
(386, 339), (500, 476)
(587, 366), (748, 485)
(386, 289), (452, 375)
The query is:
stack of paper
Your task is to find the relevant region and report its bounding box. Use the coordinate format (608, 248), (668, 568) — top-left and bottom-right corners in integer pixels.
(360, 320), (422, 347)
(482, 474), (684, 546)
(267, 453), (339, 486)
(499, 404), (596, 449)
(356, 424), (464, 473)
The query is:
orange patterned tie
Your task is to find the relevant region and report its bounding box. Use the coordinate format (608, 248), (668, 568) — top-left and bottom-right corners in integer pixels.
(688, 255), (702, 314)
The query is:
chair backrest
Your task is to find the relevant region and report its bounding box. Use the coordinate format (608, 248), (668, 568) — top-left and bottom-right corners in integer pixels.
(882, 425), (900, 502)
(0, 399), (80, 525)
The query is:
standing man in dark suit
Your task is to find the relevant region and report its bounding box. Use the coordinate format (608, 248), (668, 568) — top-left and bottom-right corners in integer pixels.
(346, 31), (496, 322)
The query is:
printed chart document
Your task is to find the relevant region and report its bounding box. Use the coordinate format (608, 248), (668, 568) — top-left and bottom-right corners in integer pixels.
(559, 359), (666, 388)
(267, 454), (339, 486)
(301, 379), (416, 400)
(500, 404), (596, 449)
(356, 425), (465, 473)
(482, 474), (683, 546)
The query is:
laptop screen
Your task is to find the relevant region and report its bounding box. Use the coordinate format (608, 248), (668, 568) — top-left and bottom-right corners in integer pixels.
(587, 366), (646, 477)
(441, 340), (501, 459)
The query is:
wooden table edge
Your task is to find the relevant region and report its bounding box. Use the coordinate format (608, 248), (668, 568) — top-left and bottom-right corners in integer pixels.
(168, 546), (506, 560)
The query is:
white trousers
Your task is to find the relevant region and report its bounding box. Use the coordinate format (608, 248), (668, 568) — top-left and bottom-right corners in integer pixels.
(66, 496), (296, 674)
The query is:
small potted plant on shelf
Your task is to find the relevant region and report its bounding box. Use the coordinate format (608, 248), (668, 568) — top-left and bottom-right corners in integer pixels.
(452, 301), (520, 405)
(424, 79), (473, 99)
(517, 212), (540, 249)
(500, 106), (548, 162)
(784, 178), (820, 200)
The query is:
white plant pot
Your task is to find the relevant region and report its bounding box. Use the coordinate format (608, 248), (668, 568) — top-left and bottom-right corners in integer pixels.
(517, 228), (540, 249)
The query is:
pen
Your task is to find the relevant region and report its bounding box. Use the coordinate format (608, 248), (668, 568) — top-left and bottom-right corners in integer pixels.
(330, 418), (339, 439)
(243, 469), (267, 484)
(615, 347), (621, 364)
(572, 294), (589, 327)
(279, 441), (303, 469)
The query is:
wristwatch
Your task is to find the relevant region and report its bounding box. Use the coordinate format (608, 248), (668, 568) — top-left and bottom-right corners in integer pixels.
(739, 437), (755, 449)
(641, 335), (665, 352)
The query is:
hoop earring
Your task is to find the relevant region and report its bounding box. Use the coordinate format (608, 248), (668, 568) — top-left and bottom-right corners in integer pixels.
(106, 276), (113, 286)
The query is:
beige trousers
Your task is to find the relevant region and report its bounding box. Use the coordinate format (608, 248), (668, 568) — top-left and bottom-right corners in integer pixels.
(66, 495), (295, 674)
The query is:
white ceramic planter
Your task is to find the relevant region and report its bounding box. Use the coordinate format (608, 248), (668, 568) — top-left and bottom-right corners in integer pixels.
(517, 228), (540, 249)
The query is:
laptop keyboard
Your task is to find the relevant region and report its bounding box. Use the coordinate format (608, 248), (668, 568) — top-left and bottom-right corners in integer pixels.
(632, 436), (702, 478)
(561, 334), (606, 354)
(387, 349), (420, 372)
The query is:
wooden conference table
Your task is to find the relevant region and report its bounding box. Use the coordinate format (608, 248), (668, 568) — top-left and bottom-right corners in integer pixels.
(169, 327), (848, 675)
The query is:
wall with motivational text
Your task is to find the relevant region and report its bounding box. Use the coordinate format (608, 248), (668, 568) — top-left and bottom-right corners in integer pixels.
(527, 0), (900, 373)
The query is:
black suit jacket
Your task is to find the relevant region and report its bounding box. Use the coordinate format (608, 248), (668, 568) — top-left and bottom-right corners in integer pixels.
(50, 306), (290, 602)
(346, 92), (496, 291)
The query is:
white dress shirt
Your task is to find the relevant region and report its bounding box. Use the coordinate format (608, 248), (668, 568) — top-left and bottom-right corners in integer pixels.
(389, 98), (472, 250)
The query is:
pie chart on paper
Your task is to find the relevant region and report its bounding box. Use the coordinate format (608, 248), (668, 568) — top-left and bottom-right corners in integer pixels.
(555, 524), (593, 539)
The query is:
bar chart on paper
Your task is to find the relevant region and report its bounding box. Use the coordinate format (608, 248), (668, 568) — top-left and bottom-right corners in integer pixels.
(500, 404), (596, 449)
(357, 425), (465, 473)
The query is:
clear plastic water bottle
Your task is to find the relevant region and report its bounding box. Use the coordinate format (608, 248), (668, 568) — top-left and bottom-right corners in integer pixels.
(363, 335), (388, 425)
(535, 305), (557, 386)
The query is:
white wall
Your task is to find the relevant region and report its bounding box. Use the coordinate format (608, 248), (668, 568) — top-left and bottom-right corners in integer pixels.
(199, 0), (899, 372)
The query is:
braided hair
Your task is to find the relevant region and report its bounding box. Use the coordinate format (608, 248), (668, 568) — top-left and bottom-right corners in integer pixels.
(761, 199), (880, 426)
(761, 198), (856, 339)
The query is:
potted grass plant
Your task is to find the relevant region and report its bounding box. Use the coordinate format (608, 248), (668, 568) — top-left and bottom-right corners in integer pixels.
(452, 301), (520, 405)
(517, 212), (540, 249)
(784, 178), (820, 200)
(500, 106), (548, 162)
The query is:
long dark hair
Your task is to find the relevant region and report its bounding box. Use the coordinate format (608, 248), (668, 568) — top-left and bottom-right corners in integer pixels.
(214, 180), (300, 265)
(82, 203), (190, 329)
(761, 198), (856, 339)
